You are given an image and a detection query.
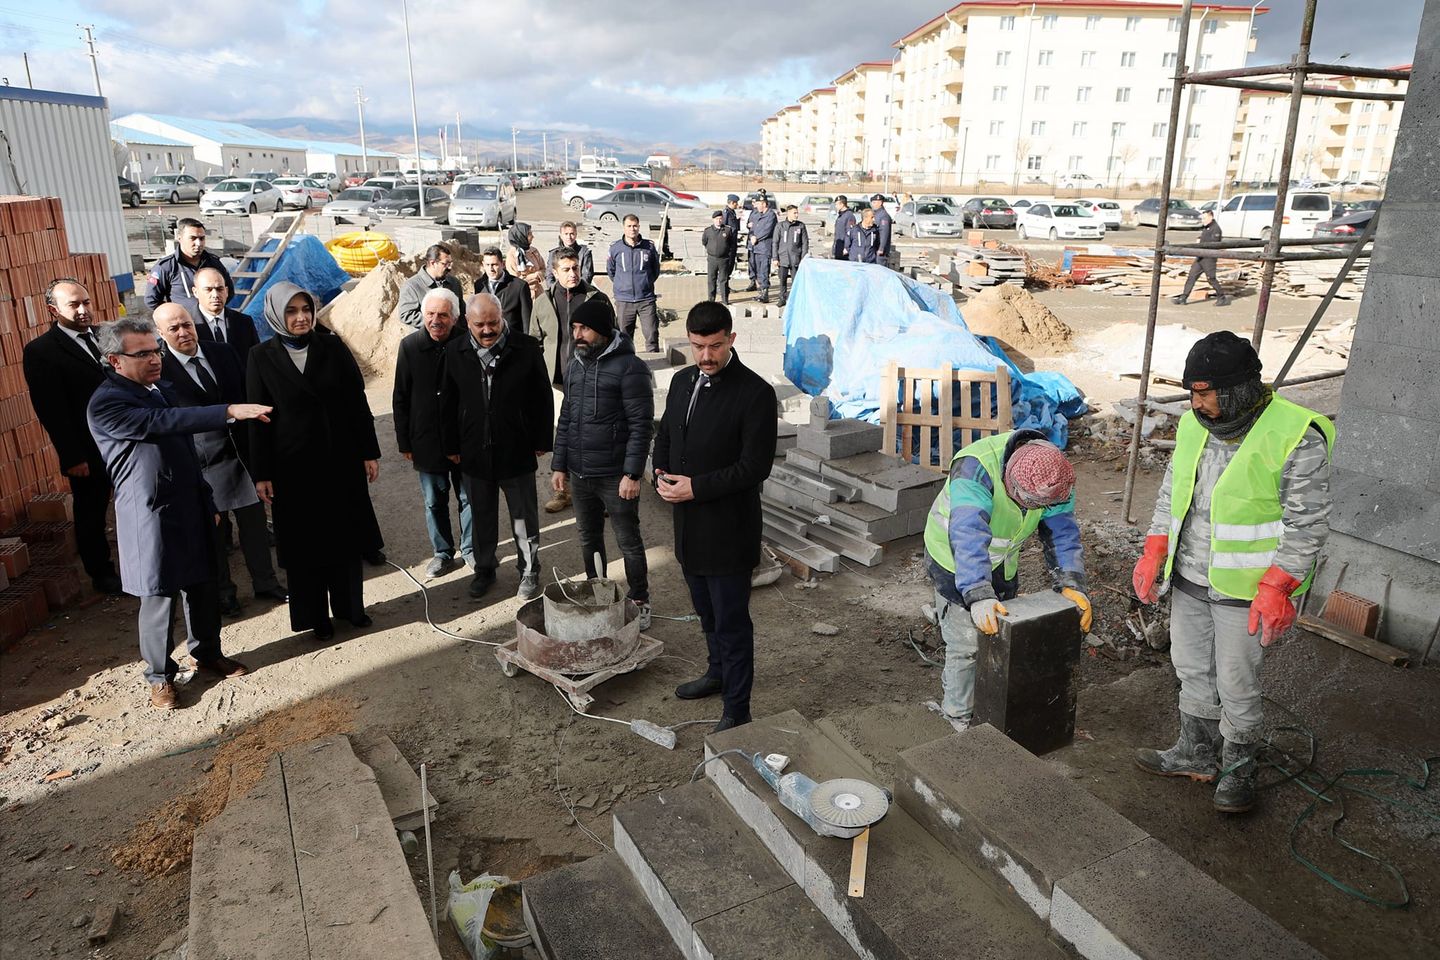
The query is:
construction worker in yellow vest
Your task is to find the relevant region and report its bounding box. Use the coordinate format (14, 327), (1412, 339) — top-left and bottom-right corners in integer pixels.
(1133, 332), (1333, 814)
(923, 430), (1091, 732)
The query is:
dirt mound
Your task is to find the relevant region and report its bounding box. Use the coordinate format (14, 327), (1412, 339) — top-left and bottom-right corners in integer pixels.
(962, 285), (1074, 353)
(111, 695), (357, 877)
(319, 243), (488, 380)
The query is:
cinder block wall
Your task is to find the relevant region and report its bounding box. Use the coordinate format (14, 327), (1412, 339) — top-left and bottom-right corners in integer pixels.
(1319, 0), (1440, 655)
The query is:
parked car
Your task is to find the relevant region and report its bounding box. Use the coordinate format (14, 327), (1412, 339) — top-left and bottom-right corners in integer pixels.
(1331, 198), (1381, 219)
(563, 177), (621, 210)
(894, 200), (964, 238)
(957, 197), (1017, 229)
(140, 173), (203, 203)
(1132, 198), (1203, 229)
(1056, 173), (1099, 190)
(583, 188), (689, 228)
(373, 185), (450, 221)
(1073, 198), (1123, 229)
(448, 177), (517, 228)
(1010, 198), (1035, 212)
(118, 176), (143, 208)
(322, 187), (389, 219)
(199, 178), (284, 215)
(1016, 202), (1106, 241)
(244, 171), (280, 183)
(1216, 191), (1332, 239)
(200, 174), (229, 192)
(362, 176), (404, 194)
(798, 195), (834, 215)
(306, 172), (342, 193)
(1314, 204), (1378, 240)
(612, 180), (700, 201)
(272, 177), (333, 209)
(1197, 200), (1221, 214)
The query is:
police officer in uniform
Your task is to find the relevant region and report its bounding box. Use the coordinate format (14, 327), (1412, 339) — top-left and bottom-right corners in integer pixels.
(746, 196), (778, 303)
(723, 195), (742, 284)
(869, 194), (894, 268)
(831, 196), (856, 260)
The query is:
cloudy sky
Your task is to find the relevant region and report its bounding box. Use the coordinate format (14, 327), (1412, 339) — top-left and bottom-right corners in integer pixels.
(0, 0), (1426, 154)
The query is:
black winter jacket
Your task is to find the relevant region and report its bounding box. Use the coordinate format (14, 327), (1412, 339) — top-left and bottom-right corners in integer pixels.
(702, 224), (736, 259)
(775, 221), (809, 266)
(393, 325), (463, 474)
(654, 352), (776, 576)
(440, 332), (553, 480)
(553, 332), (654, 479)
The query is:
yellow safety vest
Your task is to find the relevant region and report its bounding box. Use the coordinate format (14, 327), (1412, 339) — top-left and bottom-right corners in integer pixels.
(924, 432), (1046, 580)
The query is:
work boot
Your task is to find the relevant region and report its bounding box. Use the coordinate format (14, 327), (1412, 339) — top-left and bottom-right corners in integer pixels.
(675, 674), (723, 700)
(714, 713), (751, 733)
(469, 570), (496, 600)
(149, 681), (177, 710)
(1134, 711), (1222, 782)
(1170, 294), (1189, 305)
(517, 573), (541, 601)
(1213, 739), (1261, 813)
(1214, 295), (1232, 306)
(544, 489), (571, 514)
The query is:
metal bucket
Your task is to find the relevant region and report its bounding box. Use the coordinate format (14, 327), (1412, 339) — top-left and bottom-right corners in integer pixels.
(516, 580), (642, 675)
(541, 579), (624, 642)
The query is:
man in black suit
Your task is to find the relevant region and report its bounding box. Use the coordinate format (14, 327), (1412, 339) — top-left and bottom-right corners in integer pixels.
(154, 304), (287, 616)
(21, 279), (122, 594)
(476, 247), (532, 336)
(655, 301), (777, 732)
(87, 316), (271, 709)
(190, 266), (261, 373)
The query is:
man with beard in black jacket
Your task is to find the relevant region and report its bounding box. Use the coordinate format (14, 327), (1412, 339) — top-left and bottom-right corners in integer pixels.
(655, 301), (777, 732)
(550, 299), (654, 627)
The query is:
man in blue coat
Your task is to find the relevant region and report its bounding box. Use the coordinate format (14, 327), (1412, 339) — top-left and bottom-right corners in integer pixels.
(745, 196), (778, 303)
(869, 194), (894, 267)
(831, 196), (856, 260)
(88, 316), (272, 710)
(606, 215), (662, 353)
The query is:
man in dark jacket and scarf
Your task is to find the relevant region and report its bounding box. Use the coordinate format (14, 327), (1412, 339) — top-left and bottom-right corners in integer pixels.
(551, 299), (655, 627)
(655, 302), (777, 731)
(441, 291), (554, 601)
(394, 287), (471, 579)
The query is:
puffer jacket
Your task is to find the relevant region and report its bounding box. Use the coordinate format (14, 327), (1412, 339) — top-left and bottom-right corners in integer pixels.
(552, 331), (654, 478)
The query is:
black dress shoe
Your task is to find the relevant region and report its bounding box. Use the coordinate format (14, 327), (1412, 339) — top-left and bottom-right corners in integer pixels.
(363, 549), (387, 566)
(347, 614), (373, 628)
(312, 619), (334, 642)
(714, 714), (751, 734)
(92, 573), (123, 595)
(220, 597), (244, 618)
(255, 586), (289, 603)
(469, 571), (496, 600)
(675, 674), (723, 700)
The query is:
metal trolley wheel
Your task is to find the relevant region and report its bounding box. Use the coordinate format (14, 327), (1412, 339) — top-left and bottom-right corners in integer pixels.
(499, 660), (518, 678)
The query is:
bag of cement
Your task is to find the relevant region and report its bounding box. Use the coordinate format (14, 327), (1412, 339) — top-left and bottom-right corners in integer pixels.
(445, 871), (510, 959)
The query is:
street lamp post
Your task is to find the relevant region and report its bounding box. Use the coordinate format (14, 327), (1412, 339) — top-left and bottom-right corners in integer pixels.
(355, 86), (369, 171)
(511, 127), (518, 172)
(401, 0), (424, 217)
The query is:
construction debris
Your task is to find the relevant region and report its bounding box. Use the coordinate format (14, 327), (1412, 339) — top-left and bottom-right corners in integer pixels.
(1061, 247), (1250, 299)
(940, 243), (1027, 290)
(960, 285), (1074, 353)
(1274, 259), (1368, 299)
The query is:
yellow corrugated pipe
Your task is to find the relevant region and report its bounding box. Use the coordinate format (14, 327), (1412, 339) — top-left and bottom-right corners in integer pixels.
(325, 231), (401, 276)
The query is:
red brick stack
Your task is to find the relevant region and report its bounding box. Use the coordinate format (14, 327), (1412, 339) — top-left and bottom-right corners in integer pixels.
(0, 195), (123, 648)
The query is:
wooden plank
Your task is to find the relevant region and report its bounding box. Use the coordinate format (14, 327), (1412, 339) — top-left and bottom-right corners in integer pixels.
(849, 828), (871, 898)
(282, 736), (442, 959)
(1297, 615), (1410, 667)
(349, 729), (439, 832)
(188, 756), (310, 960)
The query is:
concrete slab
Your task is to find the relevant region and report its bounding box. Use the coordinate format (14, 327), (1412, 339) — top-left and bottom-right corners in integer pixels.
(975, 591), (1083, 755)
(693, 885), (860, 960)
(1050, 838), (1325, 960)
(797, 419), (884, 460)
(348, 728), (437, 831)
(613, 781), (793, 960)
(813, 703), (957, 786)
(704, 711), (1064, 960)
(895, 725), (1148, 923)
(523, 852), (685, 960)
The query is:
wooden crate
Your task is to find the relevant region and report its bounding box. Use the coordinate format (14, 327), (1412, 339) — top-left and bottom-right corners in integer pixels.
(881, 363), (1014, 473)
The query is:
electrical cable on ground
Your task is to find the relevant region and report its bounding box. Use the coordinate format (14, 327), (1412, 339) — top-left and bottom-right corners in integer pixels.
(552, 721), (610, 852)
(905, 629), (942, 667)
(384, 560), (502, 646)
(691, 749), (755, 784)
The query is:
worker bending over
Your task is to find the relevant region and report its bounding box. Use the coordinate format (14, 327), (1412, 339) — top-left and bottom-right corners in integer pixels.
(1133, 331), (1332, 814)
(923, 431), (1090, 731)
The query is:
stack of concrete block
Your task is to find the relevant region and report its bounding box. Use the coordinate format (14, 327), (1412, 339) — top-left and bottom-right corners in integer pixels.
(0, 492), (84, 649)
(761, 398), (944, 572)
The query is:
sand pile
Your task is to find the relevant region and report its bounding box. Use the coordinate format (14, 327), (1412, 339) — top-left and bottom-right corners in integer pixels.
(319, 244), (488, 380)
(962, 285), (1074, 354)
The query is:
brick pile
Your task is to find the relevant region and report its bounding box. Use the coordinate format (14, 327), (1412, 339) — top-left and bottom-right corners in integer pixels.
(0, 195), (122, 647)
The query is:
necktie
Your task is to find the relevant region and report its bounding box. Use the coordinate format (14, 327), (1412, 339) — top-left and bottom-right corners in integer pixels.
(208, 316), (226, 344)
(79, 332), (103, 365)
(686, 373), (710, 425)
(190, 356), (220, 399)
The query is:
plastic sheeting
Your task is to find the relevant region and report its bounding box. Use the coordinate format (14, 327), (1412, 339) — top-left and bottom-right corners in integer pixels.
(781, 258), (1086, 447)
(230, 234), (354, 341)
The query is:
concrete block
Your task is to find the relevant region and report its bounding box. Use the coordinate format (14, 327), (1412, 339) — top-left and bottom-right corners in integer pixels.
(692, 886), (858, 960)
(896, 726), (1148, 923)
(1350, 275), (1440, 352)
(1337, 339), (1440, 426)
(785, 448), (825, 473)
(806, 523), (885, 566)
(523, 852), (685, 960)
(776, 421), (798, 455)
(820, 455), (945, 512)
(1328, 469), (1440, 565)
(704, 711), (1064, 960)
(1050, 838), (1324, 960)
(974, 592), (1083, 755)
(797, 419), (883, 460)
(769, 463), (843, 504)
(1368, 205), (1440, 281)
(761, 527), (840, 573)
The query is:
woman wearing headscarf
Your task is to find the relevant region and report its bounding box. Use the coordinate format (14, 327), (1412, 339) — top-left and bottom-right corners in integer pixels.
(506, 222), (546, 301)
(247, 282), (383, 641)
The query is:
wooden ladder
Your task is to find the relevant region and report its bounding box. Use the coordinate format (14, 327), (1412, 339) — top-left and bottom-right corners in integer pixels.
(231, 213), (303, 312)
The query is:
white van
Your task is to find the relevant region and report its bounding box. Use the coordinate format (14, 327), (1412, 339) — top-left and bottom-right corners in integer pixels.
(1216, 191), (1332, 240)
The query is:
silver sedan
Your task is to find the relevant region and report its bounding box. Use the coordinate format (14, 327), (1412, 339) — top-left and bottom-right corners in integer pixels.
(894, 201), (965, 238)
(322, 187), (390, 220)
(140, 174), (203, 203)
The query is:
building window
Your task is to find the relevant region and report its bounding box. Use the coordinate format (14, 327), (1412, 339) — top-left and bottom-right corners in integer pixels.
(1076, 86), (1092, 103)
(1182, 157), (1196, 173)
(1068, 155), (1084, 171)
(1203, 19), (1218, 34)
(1120, 52), (1136, 67)
(996, 50), (1011, 66)
(1163, 52), (1177, 68)
(1360, 102), (1375, 113)
(1157, 86), (1172, 103)
(1081, 50), (1096, 67)
(1152, 122), (1168, 138)
(985, 154), (1002, 169)
(1027, 154), (1044, 171)
(1187, 123), (1201, 139)
(1194, 89), (1207, 104)
(1125, 16), (1141, 31)
(1112, 122), (1125, 136)
(989, 120), (1004, 135)
(1037, 50), (1053, 66)
(1106, 155), (1120, 173)
(1041, 14), (1057, 29)
(1115, 87), (1131, 103)
(1356, 125), (1369, 135)
(1085, 15), (1100, 30)
(1034, 86), (1049, 102)
(1378, 124), (1389, 134)
(1073, 121), (1088, 136)
(999, 15), (1015, 30)
(1199, 54), (1213, 69)
(992, 85), (1008, 102)
(1168, 17), (1180, 32)
(1031, 121), (1046, 135)
(1147, 157), (1163, 173)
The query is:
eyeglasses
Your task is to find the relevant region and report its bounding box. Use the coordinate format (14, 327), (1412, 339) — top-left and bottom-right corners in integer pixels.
(115, 348), (164, 360)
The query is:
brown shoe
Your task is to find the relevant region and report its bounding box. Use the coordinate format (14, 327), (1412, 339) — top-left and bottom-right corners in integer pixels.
(149, 681), (177, 710)
(195, 656), (249, 678)
(544, 489), (571, 514)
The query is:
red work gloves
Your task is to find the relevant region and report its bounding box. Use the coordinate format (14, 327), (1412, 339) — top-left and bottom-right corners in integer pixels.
(1132, 535), (1170, 604)
(1248, 566), (1301, 646)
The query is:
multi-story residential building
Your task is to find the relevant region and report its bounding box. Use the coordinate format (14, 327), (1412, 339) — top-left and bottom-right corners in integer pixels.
(833, 62), (894, 175)
(1228, 70), (1408, 185)
(762, 0), (1262, 190)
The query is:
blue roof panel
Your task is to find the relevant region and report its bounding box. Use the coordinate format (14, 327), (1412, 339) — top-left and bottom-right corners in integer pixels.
(110, 123), (191, 147)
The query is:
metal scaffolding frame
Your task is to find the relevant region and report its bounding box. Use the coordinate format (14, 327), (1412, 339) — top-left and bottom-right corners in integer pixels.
(1119, 0), (1411, 524)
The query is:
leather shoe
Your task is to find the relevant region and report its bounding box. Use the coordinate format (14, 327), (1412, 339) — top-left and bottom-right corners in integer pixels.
(93, 573), (123, 595)
(196, 656), (249, 678)
(220, 597), (244, 618)
(469, 571), (496, 600)
(675, 674), (723, 700)
(347, 614), (373, 628)
(312, 619), (335, 642)
(714, 714), (751, 733)
(149, 681), (177, 710)
(255, 586), (289, 603)
(363, 549), (387, 566)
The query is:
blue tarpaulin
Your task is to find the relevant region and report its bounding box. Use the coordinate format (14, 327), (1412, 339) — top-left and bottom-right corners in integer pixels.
(229, 234), (353, 341)
(780, 258), (1086, 448)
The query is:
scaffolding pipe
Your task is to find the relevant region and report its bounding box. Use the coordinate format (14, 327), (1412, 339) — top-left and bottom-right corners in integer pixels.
(1147, 369), (1346, 406)
(1163, 246), (1371, 262)
(1120, 0), (1195, 525)
(1184, 62), (1411, 83)
(1165, 235), (1372, 249)
(1197, 78), (1404, 101)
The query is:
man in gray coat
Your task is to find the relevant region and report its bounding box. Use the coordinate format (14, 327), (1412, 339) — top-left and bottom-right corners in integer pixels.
(88, 316), (272, 709)
(398, 243), (466, 329)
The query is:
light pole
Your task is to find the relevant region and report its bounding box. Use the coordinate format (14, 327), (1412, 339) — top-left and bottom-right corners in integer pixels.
(401, 0), (424, 216)
(957, 123), (969, 191)
(1108, 123), (1120, 191)
(355, 86), (369, 171)
(511, 126), (518, 172)
(1237, 124), (1255, 189)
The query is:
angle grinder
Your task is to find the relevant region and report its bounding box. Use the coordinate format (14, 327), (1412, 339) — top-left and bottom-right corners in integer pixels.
(751, 753), (890, 839)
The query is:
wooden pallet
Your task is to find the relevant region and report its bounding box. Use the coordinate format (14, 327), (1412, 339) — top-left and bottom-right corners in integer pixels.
(493, 635), (663, 712)
(881, 362), (1014, 473)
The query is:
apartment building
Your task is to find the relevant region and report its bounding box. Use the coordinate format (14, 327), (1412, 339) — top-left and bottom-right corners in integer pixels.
(1228, 71), (1408, 185)
(762, 0), (1262, 190)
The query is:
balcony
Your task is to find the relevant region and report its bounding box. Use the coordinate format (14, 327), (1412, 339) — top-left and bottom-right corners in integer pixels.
(940, 101), (963, 121)
(946, 31), (967, 54)
(943, 68), (965, 89)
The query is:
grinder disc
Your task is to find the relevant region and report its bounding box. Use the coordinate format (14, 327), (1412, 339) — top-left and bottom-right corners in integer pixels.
(809, 777), (889, 829)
